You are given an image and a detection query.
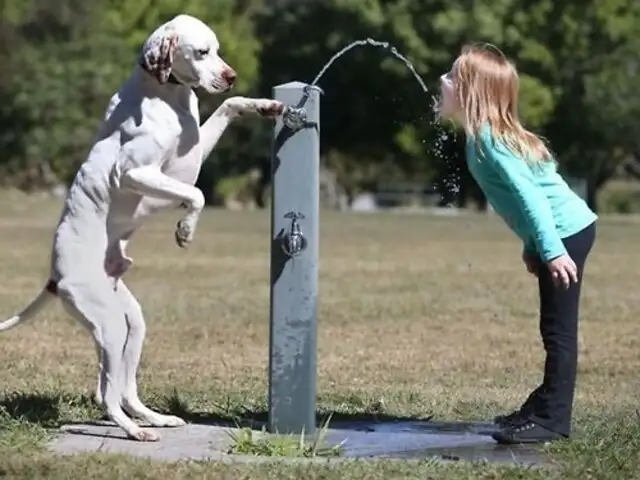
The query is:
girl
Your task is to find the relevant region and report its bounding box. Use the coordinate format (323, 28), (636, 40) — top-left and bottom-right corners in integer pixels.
(437, 44), (597, 445)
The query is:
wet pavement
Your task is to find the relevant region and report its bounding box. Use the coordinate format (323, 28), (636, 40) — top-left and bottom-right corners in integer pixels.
(325, 419), (544, 465)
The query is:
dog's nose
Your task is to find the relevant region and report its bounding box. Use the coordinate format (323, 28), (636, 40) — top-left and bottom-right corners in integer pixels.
(222, 69), (237, 86)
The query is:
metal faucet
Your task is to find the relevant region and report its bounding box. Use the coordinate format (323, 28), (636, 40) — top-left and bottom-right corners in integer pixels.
(282, 106), (308, 131)
(281, 211), (307, 258)
(280, 84), (323, 131)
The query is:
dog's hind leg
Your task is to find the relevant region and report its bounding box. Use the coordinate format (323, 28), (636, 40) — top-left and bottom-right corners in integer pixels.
(93, 343), (104, 408)
(57, 278), (160, 441)
(117, 281), (186, 428)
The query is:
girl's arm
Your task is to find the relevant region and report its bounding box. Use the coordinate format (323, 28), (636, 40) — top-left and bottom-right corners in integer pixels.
(477, 132), (567, 262)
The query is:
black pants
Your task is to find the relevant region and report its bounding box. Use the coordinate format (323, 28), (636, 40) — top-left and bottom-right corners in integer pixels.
(517, 222), (596, 437)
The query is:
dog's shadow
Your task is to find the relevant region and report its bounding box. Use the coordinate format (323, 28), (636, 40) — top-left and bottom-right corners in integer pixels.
(0, 391), (260, 441)
(0, 392), (64, 426)
(0, 391), (102, 428)
(0, 391), (499, 441)
(163, 397), (500, 437)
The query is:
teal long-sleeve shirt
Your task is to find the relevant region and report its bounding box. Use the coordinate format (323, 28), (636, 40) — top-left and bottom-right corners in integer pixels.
(465, 126), (597, 262)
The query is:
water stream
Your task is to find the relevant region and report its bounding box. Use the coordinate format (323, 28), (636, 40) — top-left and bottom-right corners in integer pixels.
(306, 38), (460, 206)
(309, 38), (429, 95)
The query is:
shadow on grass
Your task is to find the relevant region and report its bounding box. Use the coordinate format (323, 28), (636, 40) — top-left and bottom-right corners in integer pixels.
(0, 390), (498, 437)
(0, 391), (102, 428)
(0, 390), (439, 428)
(0, 393), (63, 427)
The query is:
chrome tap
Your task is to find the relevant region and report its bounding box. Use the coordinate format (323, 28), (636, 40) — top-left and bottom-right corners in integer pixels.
(280, 84), (323, 131)
(282, 105), (308, 131)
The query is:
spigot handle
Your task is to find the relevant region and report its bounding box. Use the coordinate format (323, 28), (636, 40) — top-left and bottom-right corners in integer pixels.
(282, 105), (308, 131)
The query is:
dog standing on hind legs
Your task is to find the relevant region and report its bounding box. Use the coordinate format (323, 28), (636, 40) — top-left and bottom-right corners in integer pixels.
(0, 14), (286, 442)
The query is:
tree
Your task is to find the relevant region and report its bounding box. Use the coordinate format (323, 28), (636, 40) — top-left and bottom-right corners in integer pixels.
(0, 0), (127, 187)
(0, 0), (638, 212)
(0, 0), (264, 200)
(529, 0), (640, 209)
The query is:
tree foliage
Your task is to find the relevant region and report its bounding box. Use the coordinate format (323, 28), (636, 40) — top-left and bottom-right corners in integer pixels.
(0, 0), (637, 209)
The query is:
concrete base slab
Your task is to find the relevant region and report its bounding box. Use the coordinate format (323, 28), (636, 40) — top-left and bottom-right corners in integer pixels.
(51, 423), (234, 462)
(50, 420), (545, 466)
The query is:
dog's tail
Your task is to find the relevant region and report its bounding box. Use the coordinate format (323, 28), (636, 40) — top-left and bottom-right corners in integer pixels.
(0, 280), (57, 332)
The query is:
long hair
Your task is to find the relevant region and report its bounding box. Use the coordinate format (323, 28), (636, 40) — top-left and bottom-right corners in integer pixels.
(453, 43), (552, 163)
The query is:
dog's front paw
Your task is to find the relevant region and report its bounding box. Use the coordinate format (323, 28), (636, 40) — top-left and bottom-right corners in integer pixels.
(255, 100), (285, 118)
(175, 218), (196, 248)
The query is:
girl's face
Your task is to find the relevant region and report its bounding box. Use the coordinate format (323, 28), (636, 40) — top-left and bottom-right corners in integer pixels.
(437, 59), (461, 121)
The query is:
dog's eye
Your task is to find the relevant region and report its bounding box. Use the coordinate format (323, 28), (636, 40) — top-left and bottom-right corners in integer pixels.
(196, 48), (210, 56)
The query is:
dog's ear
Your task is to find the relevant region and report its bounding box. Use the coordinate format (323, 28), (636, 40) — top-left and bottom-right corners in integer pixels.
(143, 28), (179, 84)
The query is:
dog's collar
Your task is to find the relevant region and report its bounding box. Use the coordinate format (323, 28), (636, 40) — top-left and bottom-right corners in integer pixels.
(139, 61), (182, 85)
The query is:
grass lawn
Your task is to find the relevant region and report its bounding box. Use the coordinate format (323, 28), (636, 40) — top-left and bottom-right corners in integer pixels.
(0, 191), (639, 479)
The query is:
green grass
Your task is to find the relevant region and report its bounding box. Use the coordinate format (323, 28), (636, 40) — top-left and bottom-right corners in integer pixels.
(226, 414), (344, 458)
(0, 189), (639, 478)
(226, 428), (343, 458)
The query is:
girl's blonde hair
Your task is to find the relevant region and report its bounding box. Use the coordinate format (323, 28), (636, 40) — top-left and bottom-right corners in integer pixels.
(453, 43), (552, 163)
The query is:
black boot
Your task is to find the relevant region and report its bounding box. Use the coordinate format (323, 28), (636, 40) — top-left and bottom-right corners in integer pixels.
(492, 420), (565, 445)
(493, 410), (528, 428)
(494, 387), (542, 428)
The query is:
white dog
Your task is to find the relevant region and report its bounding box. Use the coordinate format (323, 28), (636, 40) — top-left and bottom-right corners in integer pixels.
(0, 14), (285, 441)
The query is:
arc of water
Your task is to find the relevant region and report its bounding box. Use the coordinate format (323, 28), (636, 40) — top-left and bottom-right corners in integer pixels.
(309, 38), (429, 94)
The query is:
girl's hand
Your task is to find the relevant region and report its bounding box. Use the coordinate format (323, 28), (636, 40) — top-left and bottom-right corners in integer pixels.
(547, 254), (578, 289)
(522, 251), (539, 277)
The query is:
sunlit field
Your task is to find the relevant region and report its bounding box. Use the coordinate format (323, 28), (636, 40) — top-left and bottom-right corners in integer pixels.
(0, 191), (638, 479)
